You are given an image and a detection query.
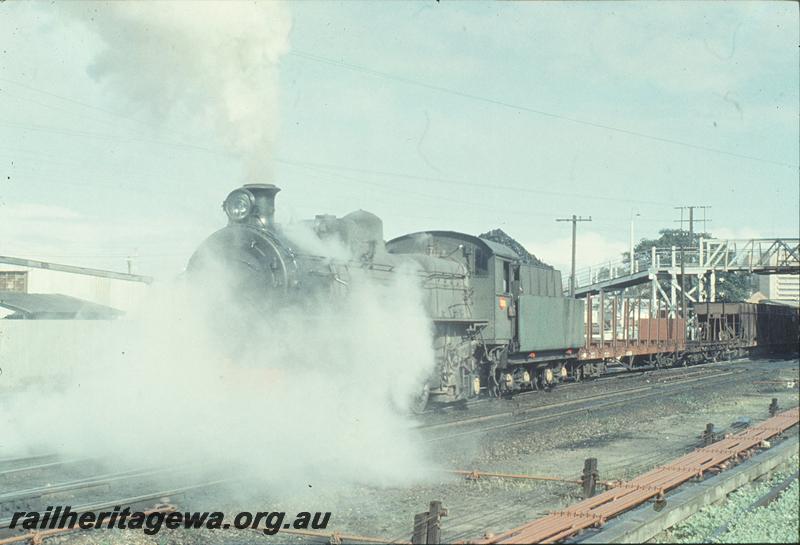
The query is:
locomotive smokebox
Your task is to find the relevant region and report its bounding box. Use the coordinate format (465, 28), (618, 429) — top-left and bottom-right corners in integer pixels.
(222, 183), (281, 227)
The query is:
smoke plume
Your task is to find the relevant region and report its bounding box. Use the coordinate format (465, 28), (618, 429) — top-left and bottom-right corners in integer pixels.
(64, 1), (291, 180)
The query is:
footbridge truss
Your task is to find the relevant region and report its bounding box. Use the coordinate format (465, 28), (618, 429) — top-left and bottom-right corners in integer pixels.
(566, 238), (799, 313)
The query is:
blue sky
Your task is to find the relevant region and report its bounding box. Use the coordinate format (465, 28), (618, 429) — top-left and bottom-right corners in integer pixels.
(1, 1), (797, 277)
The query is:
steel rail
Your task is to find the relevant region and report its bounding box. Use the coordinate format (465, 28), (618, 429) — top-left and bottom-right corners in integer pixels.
(0, 458), (97, 478)
(471, 407), (800, 544)
(0, 454), (57, 468)
(447, 470), (585, 485)
(417, 358), (747, 418)
(419, 363), (743, 432)
(426, 391), (664, 443)
(0, 504), (176, 545)
(0, 466), (176, 505)
(415, 368), (624, 416)
(446, 469), (626, 496)
(419, 384), (654, 432)
(0, 479), (231, 528)
(252, 526), (410, 544)
(426, 371), (743, 443)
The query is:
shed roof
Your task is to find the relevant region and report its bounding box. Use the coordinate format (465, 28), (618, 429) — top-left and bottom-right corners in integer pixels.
(0, 256), (152, 283)
(0, 292), (124, 319)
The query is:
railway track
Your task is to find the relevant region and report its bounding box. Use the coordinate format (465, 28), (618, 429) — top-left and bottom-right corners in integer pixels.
(418, 358), (756, 418)
(0, 479), (231, 530)
(0, 467), (233, 545)
(0, 457), (235, 533)
(1, 359), (791, 544)
(470, 408), (800, 544)
(434, 377), (799, 541)
(421, 369), (747, 443)
(418, 361), (747, 429)
(0, 454), (59, 470)
(418, 359), (751, 428)
(1, 466), (181, 509)
(0, 457), (98, 479)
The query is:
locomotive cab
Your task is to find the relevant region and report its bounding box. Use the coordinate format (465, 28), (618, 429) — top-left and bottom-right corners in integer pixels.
(388, 231), (584, 395)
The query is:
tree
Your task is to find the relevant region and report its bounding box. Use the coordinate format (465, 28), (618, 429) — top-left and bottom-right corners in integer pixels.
(631, 228), (709, 268)
(629, 229), (754, 303)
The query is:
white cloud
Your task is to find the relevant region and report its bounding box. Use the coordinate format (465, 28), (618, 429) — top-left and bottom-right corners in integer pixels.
(527, 231), (627, 273)
(711, 226), (768, 241)
(0, 203), (83, 221)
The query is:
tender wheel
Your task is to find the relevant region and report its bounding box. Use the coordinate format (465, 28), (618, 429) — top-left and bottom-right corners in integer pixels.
(653, 354), (662, 368)
(541, 368), (555, 391)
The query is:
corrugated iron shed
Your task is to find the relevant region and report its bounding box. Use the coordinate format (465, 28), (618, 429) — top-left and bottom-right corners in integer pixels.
(0, 291), (124, 319)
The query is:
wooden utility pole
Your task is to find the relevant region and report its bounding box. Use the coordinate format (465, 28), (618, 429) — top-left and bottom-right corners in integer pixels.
(557, 215), (592, 297)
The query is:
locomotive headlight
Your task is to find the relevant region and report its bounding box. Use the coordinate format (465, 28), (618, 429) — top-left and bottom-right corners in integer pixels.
(223, 189), (255, 222)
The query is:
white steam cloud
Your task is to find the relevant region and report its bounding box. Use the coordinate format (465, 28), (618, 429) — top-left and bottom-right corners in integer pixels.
(64, 1), (291, 179)
(1, 1), (441, 497)
(2, 254), (437, 489)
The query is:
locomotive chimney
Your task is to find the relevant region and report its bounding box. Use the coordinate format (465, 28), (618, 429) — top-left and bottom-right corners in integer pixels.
(244, 183), (280, 227)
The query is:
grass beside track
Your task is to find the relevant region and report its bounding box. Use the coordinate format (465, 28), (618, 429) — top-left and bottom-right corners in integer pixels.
(652, 454), (800, 543)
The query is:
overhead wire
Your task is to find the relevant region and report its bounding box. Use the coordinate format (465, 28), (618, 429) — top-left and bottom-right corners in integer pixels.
(279, 161), (653, 241)
(0, 65), (746, 263)
(289, 50), (798, 169)
(1, 116), (671, 233)
(0, 116), (667, 209)
(276, 156), (668, 206)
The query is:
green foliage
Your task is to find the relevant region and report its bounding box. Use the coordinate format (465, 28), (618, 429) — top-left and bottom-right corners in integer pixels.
(629, 229), (755, 303)
(634, 228), (710, 255)
(714, 271), (756, 303)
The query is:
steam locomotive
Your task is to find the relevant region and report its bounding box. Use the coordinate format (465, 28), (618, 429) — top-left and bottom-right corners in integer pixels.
(188, 185), (798, 411)
(187, 184), (585, 410)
